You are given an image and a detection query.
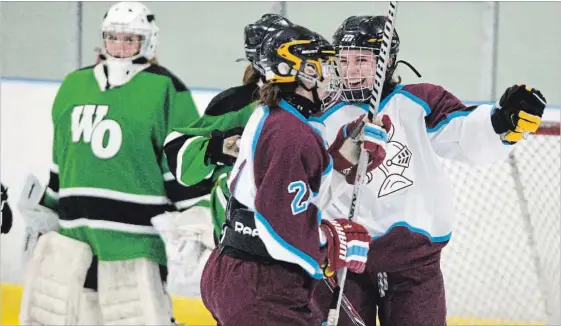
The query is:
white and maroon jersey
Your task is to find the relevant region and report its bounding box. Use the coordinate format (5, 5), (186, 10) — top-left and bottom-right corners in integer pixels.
(227, 99), (334, 279)
(312, 83), (516, 272)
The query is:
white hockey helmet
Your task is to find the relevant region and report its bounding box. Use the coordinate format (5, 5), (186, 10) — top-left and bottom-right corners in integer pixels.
(100, 1), (159, 61)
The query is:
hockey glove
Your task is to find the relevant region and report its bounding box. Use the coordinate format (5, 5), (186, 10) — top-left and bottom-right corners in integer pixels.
(320, 218), (370, 276)
(1, 184), (13, 234)
(491, 84), (547, 144)
(329, 114), (391, 184)
(205, 127), (244, 166)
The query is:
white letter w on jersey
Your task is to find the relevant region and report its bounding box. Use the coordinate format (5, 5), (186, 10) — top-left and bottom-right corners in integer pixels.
(71, 105), (122, 159)
(71, 105), (108, 143)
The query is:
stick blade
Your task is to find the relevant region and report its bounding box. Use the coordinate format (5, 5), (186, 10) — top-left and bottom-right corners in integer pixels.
(327, 309), (341, 326)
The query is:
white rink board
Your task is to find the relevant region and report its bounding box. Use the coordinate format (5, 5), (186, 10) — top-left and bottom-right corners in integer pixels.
(1, 78), (559, 323)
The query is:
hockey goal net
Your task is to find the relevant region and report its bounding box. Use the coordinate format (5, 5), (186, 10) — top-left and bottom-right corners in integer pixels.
(440, 109), (561, 326)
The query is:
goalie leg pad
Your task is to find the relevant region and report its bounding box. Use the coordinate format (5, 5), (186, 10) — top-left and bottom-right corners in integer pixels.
(19, 231), (93, 325)
(97, 258), (173, 326)
(77, 289), (103, 325)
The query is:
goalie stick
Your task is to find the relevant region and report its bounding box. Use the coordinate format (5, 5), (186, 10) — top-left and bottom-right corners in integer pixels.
(326, 2), (399, 325)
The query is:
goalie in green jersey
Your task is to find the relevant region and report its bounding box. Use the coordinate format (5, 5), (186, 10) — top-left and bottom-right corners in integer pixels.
(18, 2), (208, 325)
(163, 14), (293, 251)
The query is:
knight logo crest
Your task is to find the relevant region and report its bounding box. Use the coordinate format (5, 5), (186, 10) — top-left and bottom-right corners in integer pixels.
(367, 122), (414, 197)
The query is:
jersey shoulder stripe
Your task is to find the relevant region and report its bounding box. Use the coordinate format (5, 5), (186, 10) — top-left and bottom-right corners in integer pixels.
(204, 83), (259, 116)
(143, 64), (188, 92)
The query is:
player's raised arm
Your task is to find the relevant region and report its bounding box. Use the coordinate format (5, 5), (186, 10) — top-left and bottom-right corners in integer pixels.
(420, 83), (547, 165)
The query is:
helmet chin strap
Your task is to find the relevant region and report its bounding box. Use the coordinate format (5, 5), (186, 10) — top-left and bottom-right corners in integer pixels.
(287, 78), (323, 118)
(297, 77), (322, 108)
(395, 60), (422, 78)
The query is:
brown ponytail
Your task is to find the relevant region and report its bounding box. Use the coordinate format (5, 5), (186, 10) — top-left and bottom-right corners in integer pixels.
(259, 83), (283, 107)
(242, 64), (262, 85)
(259, 82), (298, 107)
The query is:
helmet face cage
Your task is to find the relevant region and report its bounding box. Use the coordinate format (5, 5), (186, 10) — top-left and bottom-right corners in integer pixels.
(100, 2), (158, 62)
(336, 46), (378, 103)
(102, 25), (155, 61)
(102, 30), (146, 59)
(297, 55), (342, 111)
(319, 59), (343, 111)
(332, 15), (400, 103)
(262, 39), (335, 85)
(260, 31), (341, 110)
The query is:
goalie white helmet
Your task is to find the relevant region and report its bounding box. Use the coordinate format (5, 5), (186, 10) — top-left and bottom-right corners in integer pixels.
(95, 2), (159, 88)
(101, 1), (159, 62)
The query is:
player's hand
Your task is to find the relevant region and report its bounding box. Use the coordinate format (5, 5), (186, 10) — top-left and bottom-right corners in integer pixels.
(491, 84), (547, 144)
(206, 127), (244, 166)
(320, 218), (370, 276)
(328, 114), (391, 184)
(223, 134), (241, 157)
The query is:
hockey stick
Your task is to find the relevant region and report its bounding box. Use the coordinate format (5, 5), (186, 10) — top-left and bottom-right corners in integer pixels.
(326, 2), (399, 325)
(323, 277), (366, 326)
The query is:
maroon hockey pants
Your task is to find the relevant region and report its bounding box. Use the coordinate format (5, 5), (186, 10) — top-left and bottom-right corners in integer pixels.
(200, 248), (323, 326)
(313, 257), (447, 326)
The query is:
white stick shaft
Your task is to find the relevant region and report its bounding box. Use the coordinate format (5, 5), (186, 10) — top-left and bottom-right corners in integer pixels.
(327, 3), (399, 325)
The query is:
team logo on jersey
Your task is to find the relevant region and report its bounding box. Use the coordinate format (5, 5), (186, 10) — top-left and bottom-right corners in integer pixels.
(71, 105), (122, 159)
(367, 122), (414, 197)
(234, 221), (259, 237)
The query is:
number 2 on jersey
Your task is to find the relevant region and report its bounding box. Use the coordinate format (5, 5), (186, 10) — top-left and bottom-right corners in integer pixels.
(288, 180), (309, 215)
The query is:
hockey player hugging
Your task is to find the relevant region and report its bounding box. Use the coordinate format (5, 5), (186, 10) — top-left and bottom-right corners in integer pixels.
(311, 15), (548, 326)
(18, 2), (209, 325)
(196, 24), (393, 326)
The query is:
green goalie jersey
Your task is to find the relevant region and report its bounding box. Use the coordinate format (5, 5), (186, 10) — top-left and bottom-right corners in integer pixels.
(163, 83), (259, 241)
(41, 63), (207, 265)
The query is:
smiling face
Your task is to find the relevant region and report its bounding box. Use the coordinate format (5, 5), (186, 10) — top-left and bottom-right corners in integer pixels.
(338, 47), (376, 90)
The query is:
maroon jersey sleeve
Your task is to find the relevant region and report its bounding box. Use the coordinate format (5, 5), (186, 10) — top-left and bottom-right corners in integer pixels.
(252, 111), (327, 279)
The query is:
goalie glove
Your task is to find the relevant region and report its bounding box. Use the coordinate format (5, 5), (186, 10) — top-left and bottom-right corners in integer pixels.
(491, 84), (547, 144)
(205, 127), (244, 166)
(17, 174), (60, 264)
(329, 114), (391, 184)
(151, 206), (215, 295)
(320, 218), (370, 276)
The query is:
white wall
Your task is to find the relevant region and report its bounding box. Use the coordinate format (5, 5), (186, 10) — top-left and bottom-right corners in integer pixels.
(0, 2), (81, 79)
(1, 79), (560, 323)
(1, 1), (560, 105)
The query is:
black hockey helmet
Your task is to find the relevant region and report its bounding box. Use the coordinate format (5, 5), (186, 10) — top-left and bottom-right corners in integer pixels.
(259, 24), (336, 85)
(332, 15), (400, 102)
(333, 15), (400, 67)
(243, 14), (293, 64)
